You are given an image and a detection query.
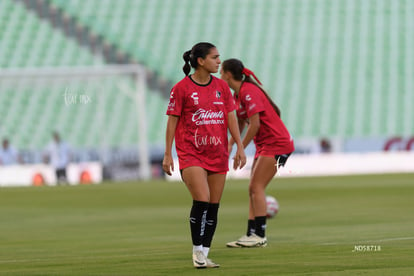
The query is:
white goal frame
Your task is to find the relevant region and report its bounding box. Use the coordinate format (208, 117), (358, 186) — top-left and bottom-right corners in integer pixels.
(0, 64), (151, 180)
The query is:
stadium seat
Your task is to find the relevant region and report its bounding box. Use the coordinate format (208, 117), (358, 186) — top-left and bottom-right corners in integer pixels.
(0, 0), (167, 151)
(1, 0), (413, 153)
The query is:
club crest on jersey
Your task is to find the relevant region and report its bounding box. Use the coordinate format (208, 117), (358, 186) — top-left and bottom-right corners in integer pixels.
(191, 92), (199, 105)
(213, 90), (223, 105)
(216, 91), (221, 99)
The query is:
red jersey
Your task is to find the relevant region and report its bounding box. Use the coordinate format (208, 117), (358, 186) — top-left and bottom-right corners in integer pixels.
(235, 82), (294, 155)
(166, 75), (236, 172)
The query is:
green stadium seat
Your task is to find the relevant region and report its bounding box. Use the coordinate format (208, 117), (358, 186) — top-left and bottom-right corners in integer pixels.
(2, 0), (413, 153)
(1, 0), (167, 151)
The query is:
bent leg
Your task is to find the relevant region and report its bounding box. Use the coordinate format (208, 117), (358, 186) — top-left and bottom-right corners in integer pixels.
(249, 156), (277, 217)
(249, 156), (277, 238)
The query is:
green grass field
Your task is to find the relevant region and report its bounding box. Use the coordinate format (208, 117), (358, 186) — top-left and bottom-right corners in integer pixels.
(0, 173), (413, 275)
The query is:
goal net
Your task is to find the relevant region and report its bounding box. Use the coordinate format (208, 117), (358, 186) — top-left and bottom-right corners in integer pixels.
(0, 64), (153, 180)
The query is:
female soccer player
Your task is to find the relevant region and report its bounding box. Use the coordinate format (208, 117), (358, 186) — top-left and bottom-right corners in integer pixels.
(163, 43), (246, 268)
(220, 58), (294, 248)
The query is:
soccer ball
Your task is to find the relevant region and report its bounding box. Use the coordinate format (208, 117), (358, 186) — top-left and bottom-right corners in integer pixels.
(266, 195), (279, 218)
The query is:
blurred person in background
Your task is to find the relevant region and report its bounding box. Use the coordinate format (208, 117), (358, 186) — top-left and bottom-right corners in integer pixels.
(319, 138), (332, 153)
(163, 42), (246, 269)
(221, 59), (294, 248)
(44, 131), (72, 185)
(0, 138), (21, 165)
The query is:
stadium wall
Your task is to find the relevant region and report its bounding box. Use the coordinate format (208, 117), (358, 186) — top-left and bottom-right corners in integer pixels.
(166, 152), (414, 181)
(0, 162), (102, 187)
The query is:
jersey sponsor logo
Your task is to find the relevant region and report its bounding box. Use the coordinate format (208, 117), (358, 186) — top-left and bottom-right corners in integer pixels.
(192, 108), (224, 126)
(245, 94), (251, 101)
(213, 102), (224, 105)
(194, 128), (223, 148)
(191, 92), (199, 105)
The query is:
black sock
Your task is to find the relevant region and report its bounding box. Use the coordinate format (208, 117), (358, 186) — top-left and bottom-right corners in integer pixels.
(189, 200), (209, 246)
(246, 219), (256, 236)
(202, 203), (219, 248)
(254, 216), (267, 238)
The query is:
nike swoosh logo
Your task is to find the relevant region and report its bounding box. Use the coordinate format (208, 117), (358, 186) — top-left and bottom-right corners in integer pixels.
(195, 261), (205, 265)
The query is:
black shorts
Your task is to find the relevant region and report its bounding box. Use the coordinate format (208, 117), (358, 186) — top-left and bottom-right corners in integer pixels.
(274, 153), (291, 167)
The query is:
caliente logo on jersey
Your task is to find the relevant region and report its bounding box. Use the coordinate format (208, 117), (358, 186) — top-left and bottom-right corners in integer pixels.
(192, 108), (224, 126)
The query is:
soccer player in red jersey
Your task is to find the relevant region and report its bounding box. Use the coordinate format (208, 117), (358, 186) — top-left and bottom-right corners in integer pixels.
(162, 43), (246, 268)
(220, 58), (295, 248)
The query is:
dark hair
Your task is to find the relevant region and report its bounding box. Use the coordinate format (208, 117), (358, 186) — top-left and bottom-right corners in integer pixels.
(222, 59), (281, 117)
(182, 42), (216, 76)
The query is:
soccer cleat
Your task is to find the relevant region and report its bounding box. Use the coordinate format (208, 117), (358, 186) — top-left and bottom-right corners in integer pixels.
(235, 234), (267, 247)
(226, 235), (250, 248)
(192, 250), (207, 269)
(206, 258), (220, 268)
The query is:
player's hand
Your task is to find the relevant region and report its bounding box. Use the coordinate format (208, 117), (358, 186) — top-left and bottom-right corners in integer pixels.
(232, 147), (247, 170)
(162, 154), (174, 176)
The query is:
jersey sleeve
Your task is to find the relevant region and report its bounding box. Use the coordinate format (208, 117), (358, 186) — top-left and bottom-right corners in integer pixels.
(166, 83), (184, 116)
(241, 87), (266, 118)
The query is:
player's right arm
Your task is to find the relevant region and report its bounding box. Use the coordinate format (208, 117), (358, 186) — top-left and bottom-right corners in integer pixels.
(228, 112), (247, 170)
(242, 112), (260, 148)
(163, 115), (179, 176)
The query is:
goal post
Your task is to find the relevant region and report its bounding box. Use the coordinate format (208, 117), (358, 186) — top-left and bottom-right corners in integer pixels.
(0, 64), (151, 180)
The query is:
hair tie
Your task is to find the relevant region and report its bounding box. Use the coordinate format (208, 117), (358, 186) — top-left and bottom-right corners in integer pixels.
(242, 68), (262, 85)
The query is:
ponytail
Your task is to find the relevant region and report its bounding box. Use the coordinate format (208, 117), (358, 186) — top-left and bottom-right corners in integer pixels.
(182, 50), (192, 76)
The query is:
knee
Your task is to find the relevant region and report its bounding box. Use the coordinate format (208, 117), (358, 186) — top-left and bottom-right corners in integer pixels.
(249, 184), (264, 198)
(248, 185), (258, 197)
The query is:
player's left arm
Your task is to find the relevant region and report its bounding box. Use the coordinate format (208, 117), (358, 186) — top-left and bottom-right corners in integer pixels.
(242, 112), (260, 148)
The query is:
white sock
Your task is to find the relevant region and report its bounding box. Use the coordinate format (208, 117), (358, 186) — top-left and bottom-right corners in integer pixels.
(203, 247), (210, 258)
(193, 245), (203, 254)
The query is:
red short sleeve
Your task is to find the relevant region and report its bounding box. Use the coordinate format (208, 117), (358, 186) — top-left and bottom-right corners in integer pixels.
(166, 84), (184, 116)
(240, 86), (266, 118)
